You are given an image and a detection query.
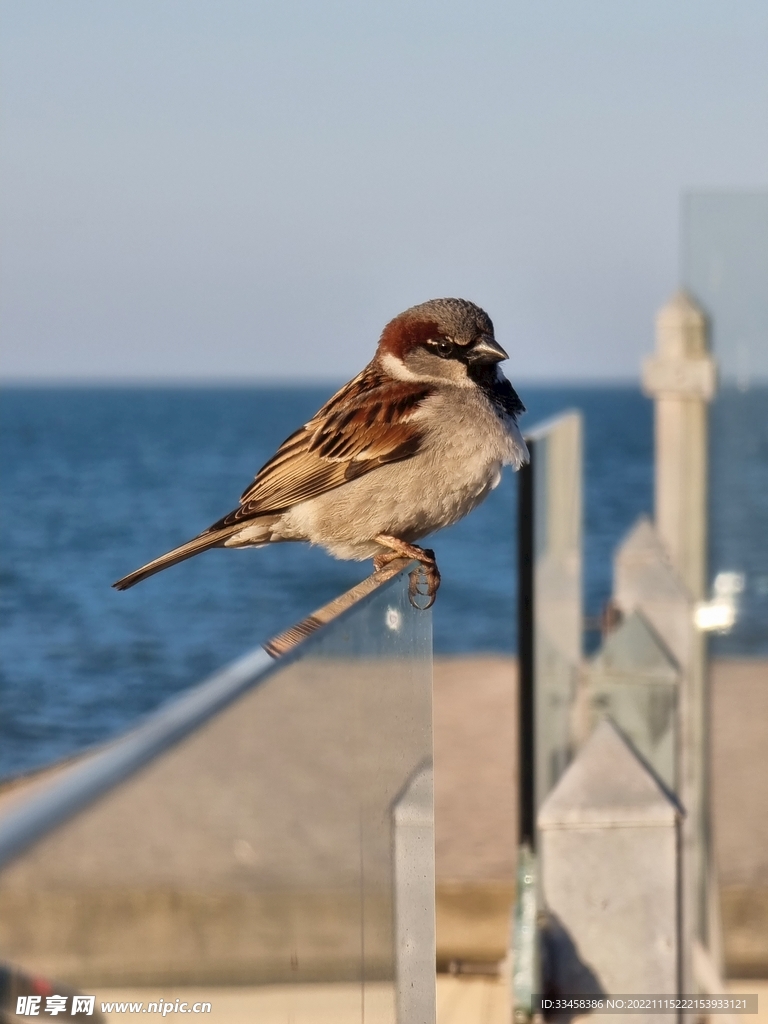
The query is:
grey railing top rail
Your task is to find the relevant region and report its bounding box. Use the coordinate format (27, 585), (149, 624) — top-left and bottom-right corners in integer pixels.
(0, 558), (413, 872)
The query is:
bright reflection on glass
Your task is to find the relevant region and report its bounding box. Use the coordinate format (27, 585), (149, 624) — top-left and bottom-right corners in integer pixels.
(694, 571), (745, 633)
(0, 570), (434, 1024)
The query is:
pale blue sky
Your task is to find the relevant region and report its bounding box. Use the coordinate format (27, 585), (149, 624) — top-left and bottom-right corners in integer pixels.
(2, 1), (766, 381)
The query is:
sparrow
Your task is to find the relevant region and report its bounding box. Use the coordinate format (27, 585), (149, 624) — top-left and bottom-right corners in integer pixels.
(113, 298), (529, 607)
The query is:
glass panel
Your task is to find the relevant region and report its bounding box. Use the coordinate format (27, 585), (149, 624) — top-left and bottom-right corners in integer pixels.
(530, 413), (583, 814)
(584, 611), (679, 792)
(681, 192), (767, 964)
(513, 412), (582, 1020)
(0, 569), (434, 1024)
(682, 191), (768, 655)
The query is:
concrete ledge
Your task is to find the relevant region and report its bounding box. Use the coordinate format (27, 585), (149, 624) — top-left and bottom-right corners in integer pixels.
(435, 881), (514, 968)
(0, 887), (394, 986)
(721, 887), (768, 979)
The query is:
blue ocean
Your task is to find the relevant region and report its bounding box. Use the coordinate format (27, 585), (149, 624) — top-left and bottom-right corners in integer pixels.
(0, 384), (655, 778)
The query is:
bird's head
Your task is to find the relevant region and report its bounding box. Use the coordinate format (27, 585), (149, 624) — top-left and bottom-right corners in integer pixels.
(376, 298), (509, 386)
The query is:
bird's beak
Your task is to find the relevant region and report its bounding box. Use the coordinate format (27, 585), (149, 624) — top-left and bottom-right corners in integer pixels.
(468, 335), (509, 364)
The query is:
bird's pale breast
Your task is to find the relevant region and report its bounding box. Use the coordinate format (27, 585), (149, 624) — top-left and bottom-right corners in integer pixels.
(275, 387), (525, 560)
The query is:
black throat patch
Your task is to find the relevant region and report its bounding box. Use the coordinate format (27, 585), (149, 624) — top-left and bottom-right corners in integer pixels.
(467, 363), (526, 419)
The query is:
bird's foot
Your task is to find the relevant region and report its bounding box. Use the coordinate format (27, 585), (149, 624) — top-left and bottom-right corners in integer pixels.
(408, 550), (441, 610)
(373, 535), (441, 609)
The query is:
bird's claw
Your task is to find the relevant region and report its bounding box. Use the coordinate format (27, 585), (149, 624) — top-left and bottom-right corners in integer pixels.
(408, 556), (441, 611)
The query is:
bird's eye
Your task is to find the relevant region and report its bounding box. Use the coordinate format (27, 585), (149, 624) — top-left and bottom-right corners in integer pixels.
(433, 337), (454, 358)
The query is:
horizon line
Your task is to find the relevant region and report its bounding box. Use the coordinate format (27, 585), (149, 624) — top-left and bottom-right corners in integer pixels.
(0, 374), (644, 388)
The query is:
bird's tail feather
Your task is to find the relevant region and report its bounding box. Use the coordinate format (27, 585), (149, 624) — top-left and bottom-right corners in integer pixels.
(112, 524), (245, 591)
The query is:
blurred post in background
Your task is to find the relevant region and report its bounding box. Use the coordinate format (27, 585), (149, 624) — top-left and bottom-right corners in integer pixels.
(642, 288), (715, 990)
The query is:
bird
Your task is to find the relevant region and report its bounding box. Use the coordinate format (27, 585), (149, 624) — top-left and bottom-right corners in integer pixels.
(112, 298), (529, 607)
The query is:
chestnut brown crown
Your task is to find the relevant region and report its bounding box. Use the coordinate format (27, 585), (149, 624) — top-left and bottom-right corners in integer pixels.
(377, 298), (507, 366)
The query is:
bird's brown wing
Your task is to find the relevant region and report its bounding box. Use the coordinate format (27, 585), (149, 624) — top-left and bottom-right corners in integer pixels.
(208, 366), (434, 530)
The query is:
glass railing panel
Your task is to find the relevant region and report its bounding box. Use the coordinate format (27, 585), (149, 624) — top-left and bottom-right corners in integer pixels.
(584, 610), (679, 792)
(0, 567), (434, 1024)
(529, 412), (583, 814)
(588, 682), (677, 790)
(514, 411), (583, 1021)
(682, 191), (768, 656)
(682, 192), (767, 962)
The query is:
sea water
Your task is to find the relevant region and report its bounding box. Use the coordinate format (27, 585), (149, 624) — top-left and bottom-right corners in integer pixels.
(2, 384), (654, 778)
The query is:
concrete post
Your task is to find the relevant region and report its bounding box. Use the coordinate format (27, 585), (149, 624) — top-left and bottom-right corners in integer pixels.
(538, 720), (682, 1024)
(613, 518), (698, 993)
(613, 518), (693, 676)
(393, 764), (436, 1024)
(641, 290), (715, 601)
(641, 290), (719, 981)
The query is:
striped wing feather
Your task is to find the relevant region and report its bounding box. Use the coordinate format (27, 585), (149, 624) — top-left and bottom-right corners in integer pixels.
(209, 367), (432, 529)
